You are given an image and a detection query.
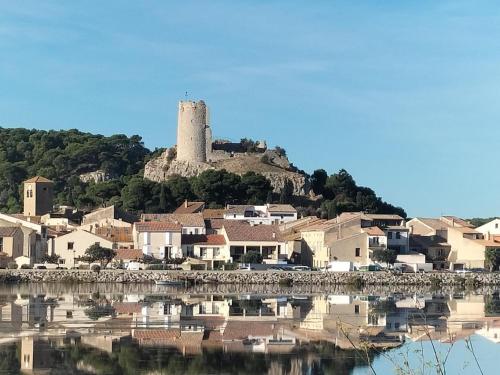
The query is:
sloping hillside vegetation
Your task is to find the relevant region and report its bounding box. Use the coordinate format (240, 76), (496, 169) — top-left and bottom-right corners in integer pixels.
(0, 127), (406, 218)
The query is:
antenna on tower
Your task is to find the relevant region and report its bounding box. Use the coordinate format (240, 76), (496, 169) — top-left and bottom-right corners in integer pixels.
(185, 91), (188, 100)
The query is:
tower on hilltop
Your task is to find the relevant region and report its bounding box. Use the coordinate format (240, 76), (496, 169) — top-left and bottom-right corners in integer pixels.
(176, 100), (211, 163)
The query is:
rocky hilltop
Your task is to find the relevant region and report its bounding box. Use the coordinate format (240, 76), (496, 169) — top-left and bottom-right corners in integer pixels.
(144, 146), (309, 195)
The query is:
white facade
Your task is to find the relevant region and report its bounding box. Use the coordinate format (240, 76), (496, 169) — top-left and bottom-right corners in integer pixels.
(386, 228), (410, 253)
(223, 204), (297, 225)
(475, 219), (500, 238)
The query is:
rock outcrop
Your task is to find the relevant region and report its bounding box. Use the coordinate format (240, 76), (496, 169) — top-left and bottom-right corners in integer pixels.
(144, 147), (309, 195)
(79, 170), (114, 183)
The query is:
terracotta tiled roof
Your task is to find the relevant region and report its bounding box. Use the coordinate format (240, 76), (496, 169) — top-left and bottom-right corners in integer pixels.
(205, 218), (226, 230)
(223, 321), (277, 340)
(225, 205), (254, 215)
(365, 214), (404, 220)
(24, 176), (53, 183)
(182, 234), (226, 246)
(114, 249), (143, 261)
(223, 222), (283, 242)
(95, 226), (133, 242)
(266, 204), (297, 213)
(9, 214), (42, 224)
(362, 226), (385, 236)
(134, 221), (181, 232)
(417, 218), (452, 230)
(0, 227), (19, 237)
(141, 213), (205, 227)
(134, 329), (180, 340)
(174, 201), (205, 214)
(113, 302), (143, 315)
(202, 209), (225, 219)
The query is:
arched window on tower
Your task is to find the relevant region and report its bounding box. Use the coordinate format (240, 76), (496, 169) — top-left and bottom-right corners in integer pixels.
(26, 185), (33, 198)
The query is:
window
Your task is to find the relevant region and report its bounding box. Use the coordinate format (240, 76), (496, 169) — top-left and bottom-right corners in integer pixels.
(396, 232), (401, 239)
(354, 305), (359, 314)
(67, 242), (74, 250)
(26, 185), (33, 198)
(395, 322), (400, 329)
(195, 228), (199, 234)
(496, 223), (499, 229)
(214, 248), (220, 257)
(201, 248), (208, 258)
(388, 232), (393, 239)
(66, 310), (73, 319)
(355, 248), (360, 257)
(0, 238), (3, 252)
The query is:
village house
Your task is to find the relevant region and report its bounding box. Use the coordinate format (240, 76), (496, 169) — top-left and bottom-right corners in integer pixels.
(181, 234), (229, 269)
(300, 212), (405, 268)
(406, 216), (500, 270)
(220, 221), (286, 264)
(133, 221), (182, 259)
(53, 229), (114, 268)
(475, 218), (500, 238)
(409, 235), (451, 270)
(174, 201), (205, 214)
(223, 204), (297, 225)
(80, 205), (136, 232)
(0, 227), (24, 268)
(0, 213), (48, 266)
(141, 213), (206, 235)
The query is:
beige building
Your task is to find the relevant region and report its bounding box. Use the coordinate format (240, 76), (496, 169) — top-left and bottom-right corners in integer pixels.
(407, 216), (497, 270)
(133, 221), (182, 259)
(53, 229), (114, 268)
(182, 234), (229, 269)
(300, 212), (395, 268)
(141, 213), (206, 235)
(221, 221), (286, 264)
(81, 205), (135, 232)
(0, 213), (48, 265)
(0, 227), (24, 267)
(23, 176), (54, 217)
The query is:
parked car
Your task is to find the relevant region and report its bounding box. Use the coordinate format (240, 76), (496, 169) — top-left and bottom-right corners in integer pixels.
(292, 266), (311, 271)
(239, 265), (256, 271)
(321, 261), (354, 272)
(469, 268), (486, 273)
(127, 262), (143, 271)
(455, 269), (472, 274)
(359, 264), (383, 272)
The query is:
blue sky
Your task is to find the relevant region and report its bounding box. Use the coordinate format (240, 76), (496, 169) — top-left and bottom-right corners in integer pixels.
(1, 1), (499, 218)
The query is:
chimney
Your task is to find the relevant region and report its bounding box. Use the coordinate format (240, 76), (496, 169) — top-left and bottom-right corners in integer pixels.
(184, 200), (188, 208)
(272, 232), (276, 239)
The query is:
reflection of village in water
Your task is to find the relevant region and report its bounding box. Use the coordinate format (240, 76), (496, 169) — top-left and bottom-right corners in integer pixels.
(1, 285), (500, 374)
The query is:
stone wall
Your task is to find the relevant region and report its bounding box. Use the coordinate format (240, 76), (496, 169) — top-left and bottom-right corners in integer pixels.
(2, 270), (500, 286)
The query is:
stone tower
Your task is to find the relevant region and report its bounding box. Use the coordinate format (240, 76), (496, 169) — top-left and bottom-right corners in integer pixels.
(176, 100), (210, 163)
(23, 176), (54, 217)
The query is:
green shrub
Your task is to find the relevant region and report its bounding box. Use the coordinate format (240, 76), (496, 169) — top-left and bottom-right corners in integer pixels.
(7, 262), (18, 270)
(223, 262), (238, 271)
(90, 264), (101, 273)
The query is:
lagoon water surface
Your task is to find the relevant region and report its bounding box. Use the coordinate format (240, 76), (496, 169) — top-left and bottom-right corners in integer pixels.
(0, 283), (498, 374)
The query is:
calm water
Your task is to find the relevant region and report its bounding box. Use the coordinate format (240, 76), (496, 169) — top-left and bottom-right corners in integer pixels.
(0, 283), (499, 374)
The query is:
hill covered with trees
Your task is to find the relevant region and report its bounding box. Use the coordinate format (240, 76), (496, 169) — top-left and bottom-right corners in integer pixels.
(0, 127), (406, 218)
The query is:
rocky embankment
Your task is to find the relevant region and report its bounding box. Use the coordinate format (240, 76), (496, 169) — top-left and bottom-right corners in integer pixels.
(1, 270), (500, 287)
